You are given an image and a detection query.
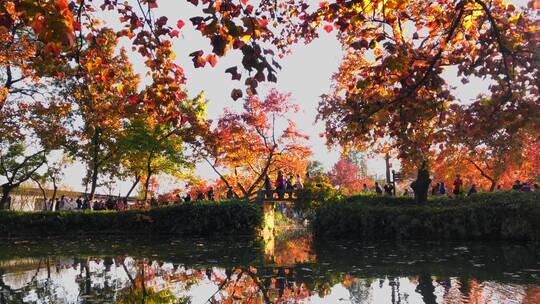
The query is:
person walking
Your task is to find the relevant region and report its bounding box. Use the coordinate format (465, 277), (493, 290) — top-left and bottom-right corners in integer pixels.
(453, 175), (463, 195)
(207, 187), (215, 201)
(264, 175), (273, 199)
(467, 184), (477, 196)
(439, 182), (446, 195)
(285, 175), (294, 199)
(431, 183), (440, 196)
(276, 171), (285, 199)
(362, 183), (369, 193)
(520, 182), (531, 192)
(375, 182), (383, 195)
(384, 184), (393, 196)
(295, 174), (303, 191)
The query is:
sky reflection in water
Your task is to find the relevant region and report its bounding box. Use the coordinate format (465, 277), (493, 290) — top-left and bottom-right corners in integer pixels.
(1, 235), (538, 304)
(0, 205), (539, 303)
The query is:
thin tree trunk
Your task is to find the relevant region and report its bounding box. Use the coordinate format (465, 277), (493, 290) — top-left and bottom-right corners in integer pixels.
(467, 159), (497, 192)
(51, 177), (58, 211)
(88, 128), (101, 204)
(32, 177), (48, 210)
(204, 157), (236, 195)
(125, 175), (141, 200)
(489, 180), (497, 192)
(37, 181), (47, 203)
(143, 172), (152, 201)
(244, 151), (274, 199)
(0, 184), (13, 209)
(143, 153), (153, 201)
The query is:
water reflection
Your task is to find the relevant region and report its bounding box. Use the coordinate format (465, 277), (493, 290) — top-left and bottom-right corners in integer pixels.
(0, 237), (538, 303)
(0, 204), (538, 303)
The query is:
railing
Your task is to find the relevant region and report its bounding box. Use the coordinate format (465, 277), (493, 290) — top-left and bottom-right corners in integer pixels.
(255, 189), (299, 202)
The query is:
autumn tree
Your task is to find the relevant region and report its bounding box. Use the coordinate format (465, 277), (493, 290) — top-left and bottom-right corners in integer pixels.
(328, 156), (370, 195)
(312, 0), (539, 201)
(59, 28), (139, 202)
(429, 136), (540, 191)
(3, 0), (538, 205)
(119, 118), (192, 201)
(194, 89), (311, 199)
(0, 2), (73, 210)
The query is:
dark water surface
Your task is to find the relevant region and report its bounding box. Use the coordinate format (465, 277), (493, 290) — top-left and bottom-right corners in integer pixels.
(0, 205), (539, 303)
(0, 234), (538, 304)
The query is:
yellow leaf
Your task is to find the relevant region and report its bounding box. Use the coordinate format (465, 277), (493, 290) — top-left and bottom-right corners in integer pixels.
(241, 34), (251, 42)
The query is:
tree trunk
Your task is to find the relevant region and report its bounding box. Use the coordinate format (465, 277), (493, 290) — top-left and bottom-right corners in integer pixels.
(489, 180), (497, 192)
(0, 184), (14, 209)
(243, 150), (275, 199)
(385, 153), (391, 184)
(88, 128), (101, 207)
(410, 161), (431, 204)
(143, 153), (153, 201)
(125, 175), (141, 200)
(466, 159), (496, 192)
(33, 178), (48, 207)
(205, 157), (237, 197)
(143, 172), (152, 201)
(51, 178), (58, 211)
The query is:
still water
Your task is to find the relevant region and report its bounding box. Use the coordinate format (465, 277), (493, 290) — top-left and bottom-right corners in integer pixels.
(0, 207), (539, 303)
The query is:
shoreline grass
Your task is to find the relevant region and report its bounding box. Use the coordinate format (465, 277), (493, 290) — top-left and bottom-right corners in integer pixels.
(312, 192), (540, 241)
(0, 200), (263, 237)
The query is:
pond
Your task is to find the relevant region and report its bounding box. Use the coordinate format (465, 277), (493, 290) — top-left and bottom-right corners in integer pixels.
(0, 205), (539, 303)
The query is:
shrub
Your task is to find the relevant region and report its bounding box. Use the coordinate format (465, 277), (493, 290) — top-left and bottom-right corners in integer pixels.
(312, 192), (540, 241)
(0, 200), (263, 237)
(296, 175), (342, 212)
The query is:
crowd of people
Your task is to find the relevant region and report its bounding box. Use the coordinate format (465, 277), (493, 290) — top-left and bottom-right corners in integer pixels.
(37, 172), (538, 212)
(259, 171), (304, 200)
(364, 174), (539, 198)
(44, 195), (129, 211)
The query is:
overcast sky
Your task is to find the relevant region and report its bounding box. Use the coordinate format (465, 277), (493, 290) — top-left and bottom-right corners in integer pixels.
(46, 0), (526, 195)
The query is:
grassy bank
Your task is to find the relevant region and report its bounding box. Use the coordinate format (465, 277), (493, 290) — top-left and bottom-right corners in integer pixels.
(0, 200), (263, 237)
(312, 192), (540, 241)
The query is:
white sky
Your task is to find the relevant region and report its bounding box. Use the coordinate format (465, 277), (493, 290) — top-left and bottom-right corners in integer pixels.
(27, 0), (527, 195)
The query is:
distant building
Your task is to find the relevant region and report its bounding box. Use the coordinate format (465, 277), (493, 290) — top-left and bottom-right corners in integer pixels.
(7, 187), (138, 211)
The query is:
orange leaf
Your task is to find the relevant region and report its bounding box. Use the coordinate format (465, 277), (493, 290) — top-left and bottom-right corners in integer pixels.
(206, 54), (218, 67)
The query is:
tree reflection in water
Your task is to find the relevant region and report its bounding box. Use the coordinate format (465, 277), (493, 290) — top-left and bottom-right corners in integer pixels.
(0, 205), (538, 303)
(0, 245), (538, 303)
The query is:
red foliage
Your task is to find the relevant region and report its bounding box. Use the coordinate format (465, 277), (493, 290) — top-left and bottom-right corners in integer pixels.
(328, 158), (371, 195)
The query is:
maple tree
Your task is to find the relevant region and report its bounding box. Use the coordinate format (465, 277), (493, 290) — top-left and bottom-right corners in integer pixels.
(193, 89), (311, 199)
(428, 136), (540, 191)
(312, 0), (539, 200)
(1, 0), (537, 202)
(328, 156), (371, 195)
(59, 28), (139, 202)
(117, 91), (206, 200)
(0, 2), (73, 208)
(119, 117), (193, 201)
